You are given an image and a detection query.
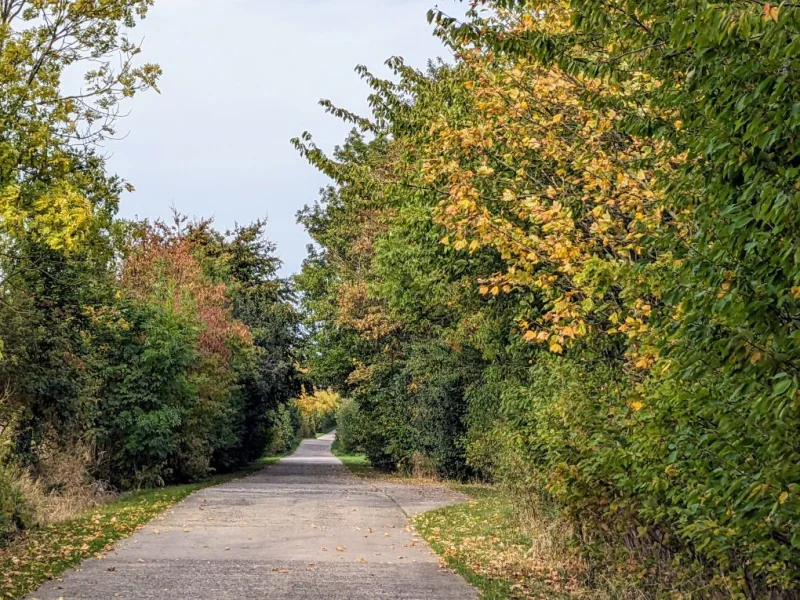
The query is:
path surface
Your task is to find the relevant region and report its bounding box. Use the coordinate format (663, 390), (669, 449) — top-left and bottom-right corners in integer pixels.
(29, 433), (477, 599)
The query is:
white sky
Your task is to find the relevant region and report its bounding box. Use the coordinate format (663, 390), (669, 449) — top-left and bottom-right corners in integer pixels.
(106, 0), (461, 276)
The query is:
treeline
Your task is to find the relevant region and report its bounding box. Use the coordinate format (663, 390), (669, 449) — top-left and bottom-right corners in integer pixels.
(295, 1), (799, 596)
(0, 1), (299, 541)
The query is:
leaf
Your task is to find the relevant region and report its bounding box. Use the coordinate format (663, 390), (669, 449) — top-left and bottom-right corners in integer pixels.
(773, 378), (793, 396)
(763, 3), (779, 22)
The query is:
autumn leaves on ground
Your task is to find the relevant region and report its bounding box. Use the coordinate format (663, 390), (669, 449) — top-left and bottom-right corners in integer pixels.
(2, 1), (800, 599)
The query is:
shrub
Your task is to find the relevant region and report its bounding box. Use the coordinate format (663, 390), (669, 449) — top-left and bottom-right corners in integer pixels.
(0, 465), (33, 545)
(267, 403), (299, 455)
(334, 398), (363, 453)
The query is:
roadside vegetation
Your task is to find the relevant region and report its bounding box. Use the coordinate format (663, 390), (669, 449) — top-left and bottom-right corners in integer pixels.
(0, 454), (291, 599)
(294, 388), (341, 439)
(415, 484), (693, 600)
(0, 0), (309, 582)
(298, 1), (800, 597)
(2, 0), (800, 598)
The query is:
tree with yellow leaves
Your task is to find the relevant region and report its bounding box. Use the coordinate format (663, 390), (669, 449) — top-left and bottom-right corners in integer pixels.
(293, 387), (341, 438)
(297, 1), (800, 594)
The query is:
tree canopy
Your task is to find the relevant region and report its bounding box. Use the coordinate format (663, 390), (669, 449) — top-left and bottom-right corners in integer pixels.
(295, 1), (800, 595)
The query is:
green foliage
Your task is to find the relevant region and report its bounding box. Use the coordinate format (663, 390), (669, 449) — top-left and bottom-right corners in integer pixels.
(0, 466), (33, 545)
(92, 299), (198, 488)
(1, 214), (301, 542)
(334, 398), (364, 454)
(296, 2), (800, 595)
(266, 403), (300, 456)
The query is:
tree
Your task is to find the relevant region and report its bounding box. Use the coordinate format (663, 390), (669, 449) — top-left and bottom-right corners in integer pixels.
(0, 0), (159, 263)
(296, 2), (800, 592)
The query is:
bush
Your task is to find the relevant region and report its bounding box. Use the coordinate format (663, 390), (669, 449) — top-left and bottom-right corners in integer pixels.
(0, 465), (33, 545)
(334, 398), (363, 453)
(267, 403), (299, 455)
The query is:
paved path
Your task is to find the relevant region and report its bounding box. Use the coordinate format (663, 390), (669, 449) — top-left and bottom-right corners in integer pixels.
(29, 433), (477, 599)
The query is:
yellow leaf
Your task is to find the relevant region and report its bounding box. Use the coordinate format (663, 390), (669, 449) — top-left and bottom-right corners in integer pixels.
(440, 236), (450, 246)
(549, 342), (563, 354)
(552, 113), (563, 123)
(779, 491), (789, 505)
(479, 286), (489, 295)
(763, 2), (779, 22)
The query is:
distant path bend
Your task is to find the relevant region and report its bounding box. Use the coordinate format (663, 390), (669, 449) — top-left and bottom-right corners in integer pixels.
(29, 433), (477, 599)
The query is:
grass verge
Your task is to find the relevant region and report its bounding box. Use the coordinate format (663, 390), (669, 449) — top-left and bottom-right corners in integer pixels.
(413, 485), (589, 599)
(329, 447), (662, 598)
(329, 442), (399, 480)
(0, 455), (285, 599)
(329, 448), (563, 597)
(331, 449), (375, 477)
(331, 444), (435, 482)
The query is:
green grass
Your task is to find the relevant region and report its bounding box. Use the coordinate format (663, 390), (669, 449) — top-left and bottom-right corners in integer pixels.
(0, 454), (288, 599)
(413, 485), (587, 599)
(330, 449), (549, 597)
(329, 441), (382, 479)
(333, 450), (376, 477)
(327, 444), (593, 598)
(414, 489), (517, 598)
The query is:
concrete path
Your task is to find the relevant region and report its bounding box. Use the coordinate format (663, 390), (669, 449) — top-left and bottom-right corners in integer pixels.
(29, 433), (477, 599)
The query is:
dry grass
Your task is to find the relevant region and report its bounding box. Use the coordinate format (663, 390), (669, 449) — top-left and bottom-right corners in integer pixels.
(412, 485), (670, 599)
(409, 451), (440, 479)
(11, 445), (113, 526)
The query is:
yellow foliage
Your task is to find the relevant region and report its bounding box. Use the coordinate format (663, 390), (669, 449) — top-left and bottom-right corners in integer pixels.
(0, 182), (94, 253)
(419, 10), (683, 367)
(294, 387), (341, 437)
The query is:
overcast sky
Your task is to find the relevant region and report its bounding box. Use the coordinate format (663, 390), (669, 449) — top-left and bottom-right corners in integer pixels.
(106, 0), (461, 276)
